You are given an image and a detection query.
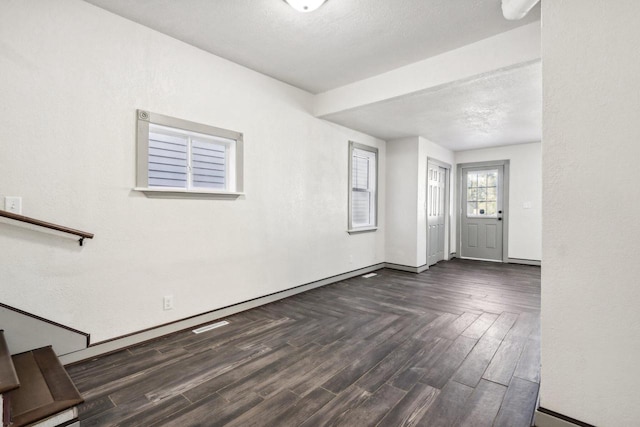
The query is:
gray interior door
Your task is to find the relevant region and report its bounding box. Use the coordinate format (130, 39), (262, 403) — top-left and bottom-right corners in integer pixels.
(461, 165), (504, 261)
(428, 163), (446, 266)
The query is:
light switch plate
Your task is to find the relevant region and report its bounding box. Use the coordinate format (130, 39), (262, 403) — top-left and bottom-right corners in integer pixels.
(163, 295), (174, 310)
(4, 197), (22, 214)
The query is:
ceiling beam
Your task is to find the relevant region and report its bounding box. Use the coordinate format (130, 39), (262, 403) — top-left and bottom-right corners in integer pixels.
(314, 22), (540, 118)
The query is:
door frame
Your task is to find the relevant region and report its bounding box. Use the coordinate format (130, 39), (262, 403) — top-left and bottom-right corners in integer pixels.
(456, 160), (510, 263)
(426, 157), (452, 266)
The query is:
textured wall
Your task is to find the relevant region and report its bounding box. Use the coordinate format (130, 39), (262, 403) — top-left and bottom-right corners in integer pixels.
(0, 0), (385, 343)
(385, 137), (420, 266)
(541, 1), (640, 425)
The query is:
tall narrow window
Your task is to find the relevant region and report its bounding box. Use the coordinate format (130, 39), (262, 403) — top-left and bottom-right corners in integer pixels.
(136, 110), (243, 199)
(348, 141), (378, 232)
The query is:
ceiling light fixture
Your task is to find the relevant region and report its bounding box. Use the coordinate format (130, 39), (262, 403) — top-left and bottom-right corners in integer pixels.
(284, 0), (327, 13)
(501, 0), (540, 20)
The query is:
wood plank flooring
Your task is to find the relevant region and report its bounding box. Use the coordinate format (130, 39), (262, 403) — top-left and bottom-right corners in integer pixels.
(67, 259), (541, 426)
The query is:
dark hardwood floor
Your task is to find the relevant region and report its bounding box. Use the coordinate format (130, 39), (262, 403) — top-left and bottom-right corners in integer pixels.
(67, 259), (541, 426)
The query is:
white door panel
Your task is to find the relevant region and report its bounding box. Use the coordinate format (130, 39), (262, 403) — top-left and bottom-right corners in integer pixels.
(427, 163), (447, 266)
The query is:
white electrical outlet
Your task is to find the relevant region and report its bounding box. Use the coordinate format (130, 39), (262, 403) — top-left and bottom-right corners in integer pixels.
(163, 295), (174, 310)
(4, 196), (22, 214)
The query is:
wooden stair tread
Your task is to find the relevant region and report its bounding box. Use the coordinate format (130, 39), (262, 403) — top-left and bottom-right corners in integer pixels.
(8, 346), (83, 427)
(0, 330), (20, 394)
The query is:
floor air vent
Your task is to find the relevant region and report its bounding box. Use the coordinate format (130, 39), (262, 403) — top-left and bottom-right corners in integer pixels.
(192, 320), (229, 334)
(362, 273), (377, 278)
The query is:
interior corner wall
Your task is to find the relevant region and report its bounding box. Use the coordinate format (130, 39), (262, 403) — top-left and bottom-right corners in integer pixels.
(455, 142), (541, 261)
(385, 137), (455, 268)
(385, 137), (419, 267)
(0, 0), (386, 343)
(541, 1), (640, 425)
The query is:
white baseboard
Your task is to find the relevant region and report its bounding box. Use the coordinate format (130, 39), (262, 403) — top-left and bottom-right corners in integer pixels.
(60, 263), (385, 365)
(535, 408), (593, 427)
(384, 263), (429, 273)
(508, 258), (541, 266)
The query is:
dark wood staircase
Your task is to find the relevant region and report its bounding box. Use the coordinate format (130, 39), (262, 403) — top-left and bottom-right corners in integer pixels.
(0, 331), (83, 427)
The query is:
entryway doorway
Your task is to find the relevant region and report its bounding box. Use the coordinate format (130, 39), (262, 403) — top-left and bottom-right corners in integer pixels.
(457, 160), (509, 262)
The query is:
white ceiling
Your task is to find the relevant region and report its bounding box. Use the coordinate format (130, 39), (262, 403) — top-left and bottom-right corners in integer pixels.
(83, 0), (541, 150)
(83, 0), (540, 94)
(323, 61), (542, 150)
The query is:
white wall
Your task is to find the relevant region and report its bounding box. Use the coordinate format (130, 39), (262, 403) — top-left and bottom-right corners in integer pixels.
(385, 138), (419, 266)
(541, 1), (640, 425)
(0, 0), (385, 343)
(455, 142), (541, 261)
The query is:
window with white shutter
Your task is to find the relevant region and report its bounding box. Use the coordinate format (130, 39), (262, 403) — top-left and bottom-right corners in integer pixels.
(135, 110), (243, 199)
(348, 141), (378, 233)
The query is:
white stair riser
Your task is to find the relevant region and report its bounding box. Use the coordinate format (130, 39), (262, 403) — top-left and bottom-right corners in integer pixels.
(31, 407), (78, 427)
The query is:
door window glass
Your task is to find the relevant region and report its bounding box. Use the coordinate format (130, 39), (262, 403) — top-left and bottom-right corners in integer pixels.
(466, 170), (498, 217)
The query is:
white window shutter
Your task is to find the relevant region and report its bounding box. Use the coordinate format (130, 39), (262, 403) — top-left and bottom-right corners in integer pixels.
(191, 139), (227, 189)
(148, 132), (188, 188)
(352, 191), (371, 225)
(148, 125), (236, 191)
(352, 154), (369, 190)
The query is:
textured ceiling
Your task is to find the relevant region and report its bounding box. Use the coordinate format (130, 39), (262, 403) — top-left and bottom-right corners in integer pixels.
(83, 0), (540, 93)
(323, 62), (542, 151)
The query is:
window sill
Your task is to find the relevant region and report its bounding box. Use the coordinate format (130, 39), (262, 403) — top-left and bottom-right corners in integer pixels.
(134, 187), (244, 200)
(347, 227), (378, 235)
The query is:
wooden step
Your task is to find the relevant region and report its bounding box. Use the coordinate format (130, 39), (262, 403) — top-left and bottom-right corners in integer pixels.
(8, 346), (83, 427)
(0, 331), (20, 394)
(0, 330), (20, 427)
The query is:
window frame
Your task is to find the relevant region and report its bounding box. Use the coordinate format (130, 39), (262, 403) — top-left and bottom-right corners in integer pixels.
(348, 141), (378, 234)
(135, 110), (244, 199)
